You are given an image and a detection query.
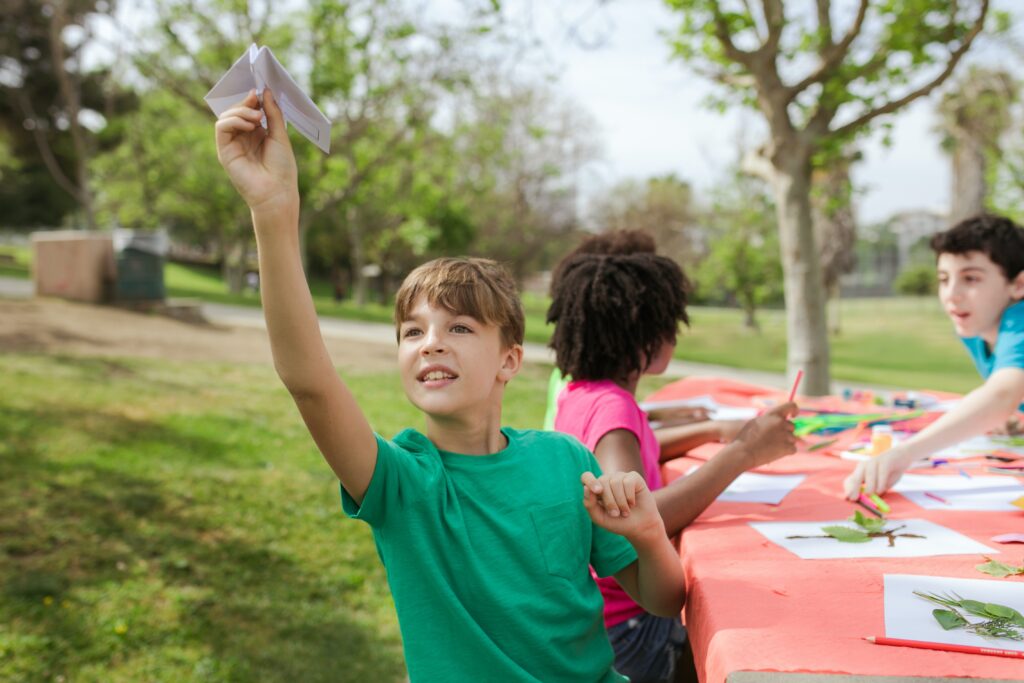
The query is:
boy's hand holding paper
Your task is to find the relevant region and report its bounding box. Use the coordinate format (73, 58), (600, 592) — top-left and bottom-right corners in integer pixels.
(205, 44), (331, 153)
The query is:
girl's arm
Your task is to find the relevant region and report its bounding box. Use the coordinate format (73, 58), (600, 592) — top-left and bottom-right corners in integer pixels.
(594, 403), (798, 536)
(215, 90), (377, 504)
(655, 419), (745, 461)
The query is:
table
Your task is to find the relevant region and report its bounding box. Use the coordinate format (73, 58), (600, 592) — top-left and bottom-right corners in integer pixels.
(647, 377), (1024, 683)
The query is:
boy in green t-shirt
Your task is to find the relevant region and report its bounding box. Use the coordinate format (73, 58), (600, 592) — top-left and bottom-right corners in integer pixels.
(214, 89), (686, 682)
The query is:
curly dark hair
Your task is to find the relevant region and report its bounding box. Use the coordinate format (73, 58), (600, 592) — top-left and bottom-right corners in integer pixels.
(930, 213), (1024, 281)
(549, 230), (657, 298)
(547, 252), (690, 381)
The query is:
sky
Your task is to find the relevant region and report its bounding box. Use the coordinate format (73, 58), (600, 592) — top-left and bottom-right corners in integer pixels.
(504, 0), (1021, 224)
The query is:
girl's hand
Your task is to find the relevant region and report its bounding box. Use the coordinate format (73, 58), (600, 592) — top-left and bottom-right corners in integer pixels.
(214, 89), (298, 215)
(730, 402), (800, 468)
(581, 471), (665, 545)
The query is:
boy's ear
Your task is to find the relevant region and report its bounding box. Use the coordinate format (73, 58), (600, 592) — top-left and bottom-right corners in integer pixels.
(1012, 271), (1024, 301)
(498, 344), (524, 382)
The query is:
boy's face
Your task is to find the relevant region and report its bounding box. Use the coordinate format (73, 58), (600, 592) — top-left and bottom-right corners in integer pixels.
(397, 297), (522, 418)
(937, 251), (1024, 340)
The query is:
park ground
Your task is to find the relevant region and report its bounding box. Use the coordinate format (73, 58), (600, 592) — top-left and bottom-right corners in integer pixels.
(0, 265), (983, 681)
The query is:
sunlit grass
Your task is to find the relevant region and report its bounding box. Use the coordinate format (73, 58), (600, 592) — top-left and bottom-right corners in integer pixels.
(0, 351), (551, 681)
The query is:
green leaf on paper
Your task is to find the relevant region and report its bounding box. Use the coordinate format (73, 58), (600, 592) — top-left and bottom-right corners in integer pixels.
(933, 608), (968, 630)
(850, 510), (886, 533)
(821, 525), (870, 543)
(976, 556), (1024, 579)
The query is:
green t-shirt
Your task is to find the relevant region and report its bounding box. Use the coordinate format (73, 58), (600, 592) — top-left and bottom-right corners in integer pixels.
(341, 427), (637, 682)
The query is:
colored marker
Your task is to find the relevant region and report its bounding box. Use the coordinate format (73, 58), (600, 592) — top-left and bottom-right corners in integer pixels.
(807, 438), (838, 452)
(865, 635), (1023, 659)
(855, 498), (883, 518)
(958, 468), (972, 479)
(924, 491), (951, 505)
(857, 493), (882, 517)
(787, 370), (803, 403)
(931, 458), (948, 468)
(867, 492), (891, 514)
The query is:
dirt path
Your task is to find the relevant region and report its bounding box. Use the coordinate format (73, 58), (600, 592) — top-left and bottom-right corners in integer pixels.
(0, 298), (397, 372)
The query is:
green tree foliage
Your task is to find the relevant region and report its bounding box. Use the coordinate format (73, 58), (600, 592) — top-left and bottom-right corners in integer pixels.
(0, 0), (134, 228)
(662, 0), (991, 393)
(893, 263), (937, 296)
(695, 174), (782, 330)
(589, 174), (699, 268)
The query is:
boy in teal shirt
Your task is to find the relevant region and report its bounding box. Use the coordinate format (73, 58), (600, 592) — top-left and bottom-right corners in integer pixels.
(214, 89), (686, 681)
(846, 214), (1024, 497)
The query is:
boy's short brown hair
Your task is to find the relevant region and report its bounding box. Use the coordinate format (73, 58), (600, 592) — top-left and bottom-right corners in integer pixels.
(394, 257), (525, 349)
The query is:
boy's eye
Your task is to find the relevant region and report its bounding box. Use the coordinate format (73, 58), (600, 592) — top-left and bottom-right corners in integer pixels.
(451, 324), (472, 334)
(402, 328), (422, 338)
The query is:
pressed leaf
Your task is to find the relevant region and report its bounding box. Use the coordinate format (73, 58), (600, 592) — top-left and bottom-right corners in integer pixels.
(850, 510), (886, 533)
(959, 599), (996, 618)
(821, 525), (870, 543)
(983, 603), (1018, 620)
(932, 608), (968, 631)
(976, 557), (1024, 579)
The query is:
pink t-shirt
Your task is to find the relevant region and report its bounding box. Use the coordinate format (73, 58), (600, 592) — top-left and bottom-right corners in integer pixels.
(554, 379), (663, 627)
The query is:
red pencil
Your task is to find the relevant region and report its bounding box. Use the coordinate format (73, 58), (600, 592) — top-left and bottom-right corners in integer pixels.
(865, 635), (1024, 659)
(787, 370), (804, 403)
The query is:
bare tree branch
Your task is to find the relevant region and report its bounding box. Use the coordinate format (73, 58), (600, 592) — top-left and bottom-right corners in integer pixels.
(830, 0), (989, 140)
(12, 88), (82, 201)
(786, 0), (868, 99)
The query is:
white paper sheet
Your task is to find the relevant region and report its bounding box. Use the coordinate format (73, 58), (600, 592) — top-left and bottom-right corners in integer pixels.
(205, 44), (332, 153)
(639, 395), (758, 422)
(933, 434), (1024, 461)
(748, 518), (995, 559)
(884, 574), (1024, 653)
(892, 473), (1024, 512)
(686, 465), (805, 504)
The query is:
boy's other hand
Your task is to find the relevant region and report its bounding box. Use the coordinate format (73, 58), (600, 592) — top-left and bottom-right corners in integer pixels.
(215, 89), (298, 215)
(843, 447), (915, 499)
(730, 401), (800, 469)
(581, 471), (665, 544)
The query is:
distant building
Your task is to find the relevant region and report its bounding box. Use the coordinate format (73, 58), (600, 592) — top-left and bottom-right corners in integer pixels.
(841, 209), (947, 297)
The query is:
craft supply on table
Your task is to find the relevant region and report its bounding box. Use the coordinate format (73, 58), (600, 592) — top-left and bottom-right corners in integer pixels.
(871, 424), (894, 454)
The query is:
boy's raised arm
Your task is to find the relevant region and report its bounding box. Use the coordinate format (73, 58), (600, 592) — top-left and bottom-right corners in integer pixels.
(215, 89), (377, 503)
(844, 367), (1024, 498)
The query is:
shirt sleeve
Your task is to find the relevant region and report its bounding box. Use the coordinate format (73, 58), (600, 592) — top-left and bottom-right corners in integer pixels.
(340, 433), (425, 527)
(580, 391), (647, 453)
(993, 303), (1024, 373)
(581, 449), (639, 578)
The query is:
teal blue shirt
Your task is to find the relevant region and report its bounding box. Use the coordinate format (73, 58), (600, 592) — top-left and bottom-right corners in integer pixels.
(341, 427), (636, 682)
(960, 301), (1024, 411)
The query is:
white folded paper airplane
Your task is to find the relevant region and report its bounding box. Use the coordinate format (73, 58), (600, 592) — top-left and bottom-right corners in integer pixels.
(204, 44), (331, 154)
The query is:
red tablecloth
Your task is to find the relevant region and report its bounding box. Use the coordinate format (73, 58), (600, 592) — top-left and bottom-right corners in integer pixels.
(649, 377), (1024, 683)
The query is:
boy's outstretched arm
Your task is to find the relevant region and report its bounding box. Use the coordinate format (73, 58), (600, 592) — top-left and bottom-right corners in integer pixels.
(215, 89), (377, 503)
(594, 402), (799, 537)
(844, 367), (1024, 498)
(582, 472), (686, 618)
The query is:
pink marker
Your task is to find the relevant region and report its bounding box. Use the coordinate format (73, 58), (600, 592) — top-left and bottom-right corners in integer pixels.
(787, 370), (804, 403)
(924, 491), (950, 505)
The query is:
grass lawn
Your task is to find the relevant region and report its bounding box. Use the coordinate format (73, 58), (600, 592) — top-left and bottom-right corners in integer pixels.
(0, 351), (553, 682)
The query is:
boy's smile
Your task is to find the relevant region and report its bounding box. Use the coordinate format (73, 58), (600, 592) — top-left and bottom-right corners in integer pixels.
(937, 251), (1024, 344)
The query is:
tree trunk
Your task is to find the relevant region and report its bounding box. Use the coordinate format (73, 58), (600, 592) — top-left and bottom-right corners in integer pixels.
(347, 206), (368, 306)
(950, 133), (987, 224)
(771, 158), (831, 396)
(221, 239), (246, 294)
